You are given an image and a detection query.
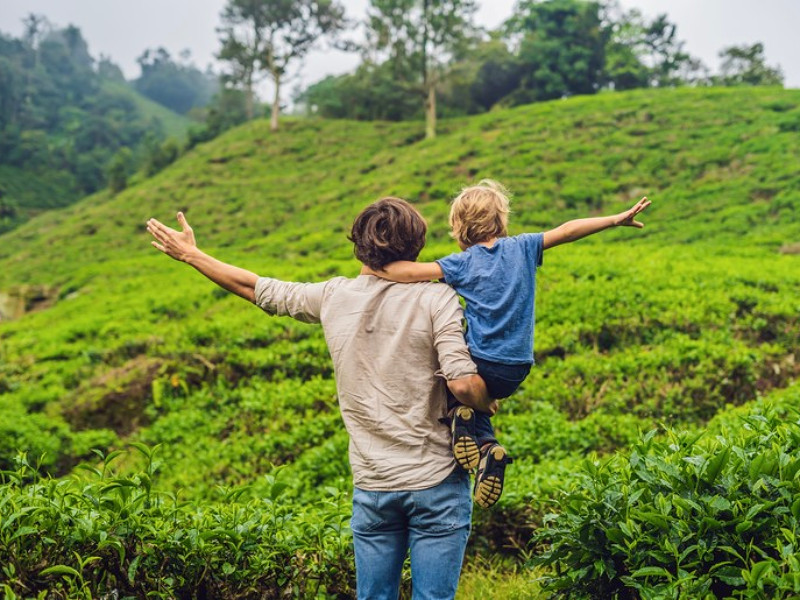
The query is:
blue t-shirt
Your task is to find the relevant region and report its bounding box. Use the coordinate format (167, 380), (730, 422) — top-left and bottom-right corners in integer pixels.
(436, 233), (544, 365)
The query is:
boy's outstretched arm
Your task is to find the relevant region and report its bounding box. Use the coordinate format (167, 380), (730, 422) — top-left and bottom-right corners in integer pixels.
(147, 212), (258, 302)
(365, 261), (444, 283)
(543, 197), (651, 250)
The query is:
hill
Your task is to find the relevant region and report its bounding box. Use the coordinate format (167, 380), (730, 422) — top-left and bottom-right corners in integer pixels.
(0, 83), (191, 224)
(0, 25), (192, 234)
(0, 86), (799, 598)
(101, 80), (193, 141)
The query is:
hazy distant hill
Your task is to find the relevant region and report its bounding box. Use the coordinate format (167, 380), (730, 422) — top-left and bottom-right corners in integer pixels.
(0, 82), (191, 214)
(0, 25), (192, 233)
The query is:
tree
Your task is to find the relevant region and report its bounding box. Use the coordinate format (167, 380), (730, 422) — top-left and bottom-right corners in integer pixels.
(97, 55), (125, 82)
(21, 13), (49, 68)
(366, 0), (478, 139)
(466, 37), (522, 111)
(639, 14), (695, 86)
(296, 61), (420, 121)
(135, 48), (216, 115)
(187, 87), (250, 148)
(509, 0), (607, 103)
(600, 2), (650, 90)
(217, 0), (347, 131)
(602, 4), (701, 88)
(107, 147), (132, 194)
(716, 43), (783, 87)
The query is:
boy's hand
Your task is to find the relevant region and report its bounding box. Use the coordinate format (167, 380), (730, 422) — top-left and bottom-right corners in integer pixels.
(147, 212), (197, 262)
(614, 197), (651, 228)
(361, 265), (380, 277)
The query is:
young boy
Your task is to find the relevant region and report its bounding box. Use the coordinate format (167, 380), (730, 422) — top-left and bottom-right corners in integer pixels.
(369, 180), (650, 508)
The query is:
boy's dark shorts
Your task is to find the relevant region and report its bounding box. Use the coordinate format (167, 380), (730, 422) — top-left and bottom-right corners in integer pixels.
(473, 356), (532, 400)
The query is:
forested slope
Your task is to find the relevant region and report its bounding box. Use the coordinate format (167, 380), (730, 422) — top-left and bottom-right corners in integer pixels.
(1, 86), (799, 598)
(0, 25), (191, 234)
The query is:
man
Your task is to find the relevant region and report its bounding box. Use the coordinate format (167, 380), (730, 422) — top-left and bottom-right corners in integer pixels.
(146, 197), (494, 599)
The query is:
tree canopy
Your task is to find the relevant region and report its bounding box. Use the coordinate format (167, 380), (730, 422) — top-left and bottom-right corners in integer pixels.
(0, 18), (191, 232)
(296, 0), (785, 124)
(134, 48), (217, 115)
(217, 0), (347, 130)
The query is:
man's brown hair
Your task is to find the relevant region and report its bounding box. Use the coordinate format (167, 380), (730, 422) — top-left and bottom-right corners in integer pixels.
(349, 197), (427, 270)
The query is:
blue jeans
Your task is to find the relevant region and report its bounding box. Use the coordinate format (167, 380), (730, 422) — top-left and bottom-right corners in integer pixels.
(351, 469), (472, 600)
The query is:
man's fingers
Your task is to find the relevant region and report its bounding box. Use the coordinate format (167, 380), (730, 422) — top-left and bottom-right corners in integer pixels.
(147, 224), (168, 243)
(176, 211), (191, 231)
(151, 241), (166, 253)
(147, 218), (176, 236)
(148, 226), (176, 249)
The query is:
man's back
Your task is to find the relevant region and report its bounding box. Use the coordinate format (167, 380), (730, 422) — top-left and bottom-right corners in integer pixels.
(255, 274), (476, 490)
(321, 276), (475, 490)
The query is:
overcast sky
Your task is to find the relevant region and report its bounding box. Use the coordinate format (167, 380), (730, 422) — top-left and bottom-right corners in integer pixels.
(1, 0), (797, 97)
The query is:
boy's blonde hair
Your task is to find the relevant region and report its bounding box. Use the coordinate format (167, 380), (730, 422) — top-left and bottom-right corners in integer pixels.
(449, 179), (511, 247)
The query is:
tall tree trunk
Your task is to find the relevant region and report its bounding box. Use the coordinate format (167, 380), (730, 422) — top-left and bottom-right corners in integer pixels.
(270, 74), (281, 132)
(245, 73), (254, 120)
(421, 0), (435, 139)
(425, 81), (436, 140)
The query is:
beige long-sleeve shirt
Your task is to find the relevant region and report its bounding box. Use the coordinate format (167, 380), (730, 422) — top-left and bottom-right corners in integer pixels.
(254, 275), (477, 491)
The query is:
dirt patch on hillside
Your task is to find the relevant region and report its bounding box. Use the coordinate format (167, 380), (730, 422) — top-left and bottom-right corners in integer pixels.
(62, 356), (162, 436)
(0, 285), (59, 320)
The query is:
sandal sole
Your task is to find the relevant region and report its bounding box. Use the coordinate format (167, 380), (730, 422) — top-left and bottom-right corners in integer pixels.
(452, 406), (480, 471)
(474, 445), (509, 509)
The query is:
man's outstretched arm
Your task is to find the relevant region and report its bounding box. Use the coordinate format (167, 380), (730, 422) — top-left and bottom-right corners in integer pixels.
(147, 212), (258, 302)
(542, 197), (651, 250)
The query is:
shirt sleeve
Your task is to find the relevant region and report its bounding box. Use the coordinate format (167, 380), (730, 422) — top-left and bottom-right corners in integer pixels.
(520, 232), (544, 267)
(253, 277), (329, 324)
(430, 286), (477, 381)
(435, 251), (469, 287)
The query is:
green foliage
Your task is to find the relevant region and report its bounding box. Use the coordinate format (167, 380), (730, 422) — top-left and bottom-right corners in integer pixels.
(715, 43), (784, 87)
(534, 393), (800, 599)
(510, 0), (607, 102)
(134, 47), (217, 115)
(187, 87), (250, 148)
(107, 147), (133, 194)
(298, 61), (422, 121)
(142, 136), (182, 177)
(218, 0), (347, 128)
(0, 448), (355, 598)
(0, 24), (191, 230)
(366, 0), (479, 137)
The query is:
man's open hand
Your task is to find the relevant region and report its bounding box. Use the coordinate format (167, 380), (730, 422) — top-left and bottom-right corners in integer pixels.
(147, 212), (197, 262)
(614, 197), (651, 228)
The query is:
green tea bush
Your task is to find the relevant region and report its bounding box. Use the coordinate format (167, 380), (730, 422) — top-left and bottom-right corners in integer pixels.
(534, 399), (800, 599)
(0, 447), (354, 599)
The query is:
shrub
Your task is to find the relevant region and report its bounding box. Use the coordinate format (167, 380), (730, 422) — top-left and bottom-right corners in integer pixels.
(533, 405), (800, 599)
(0, 446), (355, 599)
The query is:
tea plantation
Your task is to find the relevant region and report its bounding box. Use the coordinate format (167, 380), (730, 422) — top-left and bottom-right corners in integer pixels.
(1, 86), (799, 598)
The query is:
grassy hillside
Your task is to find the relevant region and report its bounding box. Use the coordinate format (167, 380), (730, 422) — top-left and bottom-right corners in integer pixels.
(1, 86), (799, 598)
(0, 81), (191, 235)
(101, 80), (193, 141)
